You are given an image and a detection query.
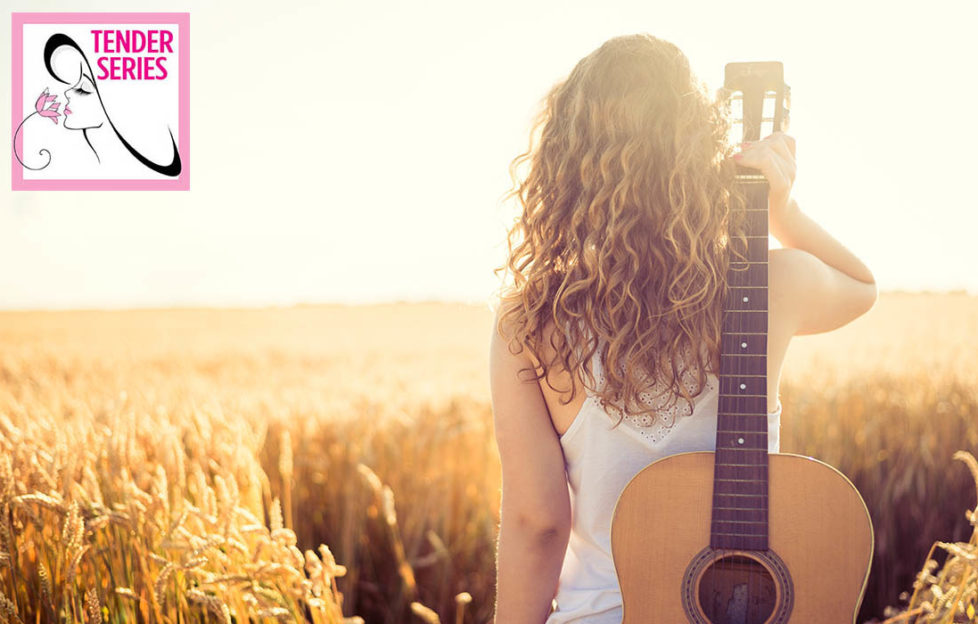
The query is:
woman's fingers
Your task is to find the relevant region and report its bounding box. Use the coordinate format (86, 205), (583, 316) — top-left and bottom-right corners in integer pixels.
(733, 142), (782, 182)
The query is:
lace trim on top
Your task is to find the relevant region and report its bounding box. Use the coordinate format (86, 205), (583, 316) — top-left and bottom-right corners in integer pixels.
(587, 338), (716, 446)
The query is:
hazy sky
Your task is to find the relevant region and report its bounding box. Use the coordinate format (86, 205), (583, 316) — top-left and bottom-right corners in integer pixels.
(2, 0), (976, 309)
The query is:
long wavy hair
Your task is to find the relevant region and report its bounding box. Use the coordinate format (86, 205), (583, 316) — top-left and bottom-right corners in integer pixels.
(494, 33), (749, 426)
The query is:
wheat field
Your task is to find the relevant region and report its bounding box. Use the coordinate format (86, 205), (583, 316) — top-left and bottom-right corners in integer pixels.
(0, 292), (975, 623)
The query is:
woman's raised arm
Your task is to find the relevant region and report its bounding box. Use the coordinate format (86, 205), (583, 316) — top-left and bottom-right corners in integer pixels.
(736, 132), (878, 336)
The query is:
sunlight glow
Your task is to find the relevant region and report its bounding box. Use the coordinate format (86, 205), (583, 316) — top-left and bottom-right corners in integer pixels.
(1, 0), (975, 309)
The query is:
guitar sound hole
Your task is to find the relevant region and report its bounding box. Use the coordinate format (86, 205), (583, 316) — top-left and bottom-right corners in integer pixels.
(697, 554), (776, 624)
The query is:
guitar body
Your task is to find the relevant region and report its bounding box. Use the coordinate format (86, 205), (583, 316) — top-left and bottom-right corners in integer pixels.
(610, 451), (874, 623)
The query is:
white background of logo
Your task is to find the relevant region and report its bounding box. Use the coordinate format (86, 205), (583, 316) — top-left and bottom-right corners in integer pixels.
(20, 23), (181, 180)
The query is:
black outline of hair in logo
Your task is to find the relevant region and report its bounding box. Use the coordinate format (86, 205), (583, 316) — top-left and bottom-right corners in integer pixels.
(12, 32), (182, 177)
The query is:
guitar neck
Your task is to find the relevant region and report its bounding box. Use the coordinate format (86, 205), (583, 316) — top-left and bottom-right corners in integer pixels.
(711, 180), (771, 552)
(708, 60), (788, 552)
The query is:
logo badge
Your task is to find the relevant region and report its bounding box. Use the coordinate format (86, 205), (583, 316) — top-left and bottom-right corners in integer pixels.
(11, 12), (189, 190)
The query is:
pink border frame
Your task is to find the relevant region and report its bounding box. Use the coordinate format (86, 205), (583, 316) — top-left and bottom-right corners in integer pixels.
(11, 12), (190, 191)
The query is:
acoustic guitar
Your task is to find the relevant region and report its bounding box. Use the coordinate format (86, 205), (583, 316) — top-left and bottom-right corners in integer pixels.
(609, 62), (873, 623)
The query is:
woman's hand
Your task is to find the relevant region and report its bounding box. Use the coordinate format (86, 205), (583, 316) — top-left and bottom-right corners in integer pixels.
(733, 131), (797, 224)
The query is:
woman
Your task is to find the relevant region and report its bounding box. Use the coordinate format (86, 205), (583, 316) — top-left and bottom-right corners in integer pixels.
(489, 34), (876, 624)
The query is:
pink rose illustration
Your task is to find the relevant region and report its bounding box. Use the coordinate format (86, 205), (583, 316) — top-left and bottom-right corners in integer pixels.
(34, 87), (64, 123)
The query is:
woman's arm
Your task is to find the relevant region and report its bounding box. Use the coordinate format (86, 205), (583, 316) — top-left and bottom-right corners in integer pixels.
(771, 197), (875, 286)
(736, 132), (878, 335)
(489, 312), (572, 624)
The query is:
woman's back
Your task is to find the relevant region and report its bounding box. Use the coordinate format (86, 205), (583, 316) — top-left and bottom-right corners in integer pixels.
(541, 330), (782, 623)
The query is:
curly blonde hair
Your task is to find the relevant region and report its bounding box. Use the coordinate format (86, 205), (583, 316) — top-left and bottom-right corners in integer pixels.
(494, 33), (749, 425)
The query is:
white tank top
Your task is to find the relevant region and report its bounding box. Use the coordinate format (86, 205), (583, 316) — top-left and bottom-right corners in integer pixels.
(544, 336), (782, 624)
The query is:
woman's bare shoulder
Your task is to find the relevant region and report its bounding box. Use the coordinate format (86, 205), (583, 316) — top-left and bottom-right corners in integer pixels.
(490, 296), (549, 371)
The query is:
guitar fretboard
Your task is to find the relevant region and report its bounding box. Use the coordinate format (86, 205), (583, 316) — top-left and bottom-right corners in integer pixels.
(711, 181), (771, 551)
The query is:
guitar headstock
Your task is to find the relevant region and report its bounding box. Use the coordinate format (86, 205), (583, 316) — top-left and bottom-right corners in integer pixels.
(722, 61), (790, 145)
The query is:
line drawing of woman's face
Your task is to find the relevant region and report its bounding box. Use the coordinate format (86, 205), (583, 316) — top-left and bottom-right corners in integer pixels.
(63, 66), (103, 131)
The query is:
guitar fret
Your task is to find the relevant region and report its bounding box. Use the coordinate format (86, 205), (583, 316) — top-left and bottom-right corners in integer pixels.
(720, 356), (766, 375)
(716, 462), (767, 470)
(722, 343), (766, 351)
(722, 310), (767, 331)
(716, 472), (767, 482)
(727, 265), (768, 287)
(713, 510), (766, 520)
(715, 494), (767, 501)
(717, 442), (767, 449)
(718, 416), (770, 425)
(719, 375), (768, 396)
(713, 528), (767, 536)
(716, 447), (769, 454)
(718, 398), (768, 415)
(721, 332), (768, 349)
(729, 237), (769, 264)
(718, 447), (768, 454)
(714, 481), (767, 494)
(718, 395), (768, 411)
(716, 452), (767, 464)
(713, 537), (769, 550)
(717, 448), (767, 460)
(717, 411), (767, 424)
(719, 393), (767, 398)
(719, 373), (766, 376)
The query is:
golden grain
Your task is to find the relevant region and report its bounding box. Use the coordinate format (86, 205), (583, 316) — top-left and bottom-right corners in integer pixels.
(0, 298), (975, 623)
(0, 591), (22, 624)
(254, 606), (291, 620)
(85, 588), (102, 624)
(37, 561), (53, 612)
(114, 587), (139, 601)
(411, 600), (442, 624)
